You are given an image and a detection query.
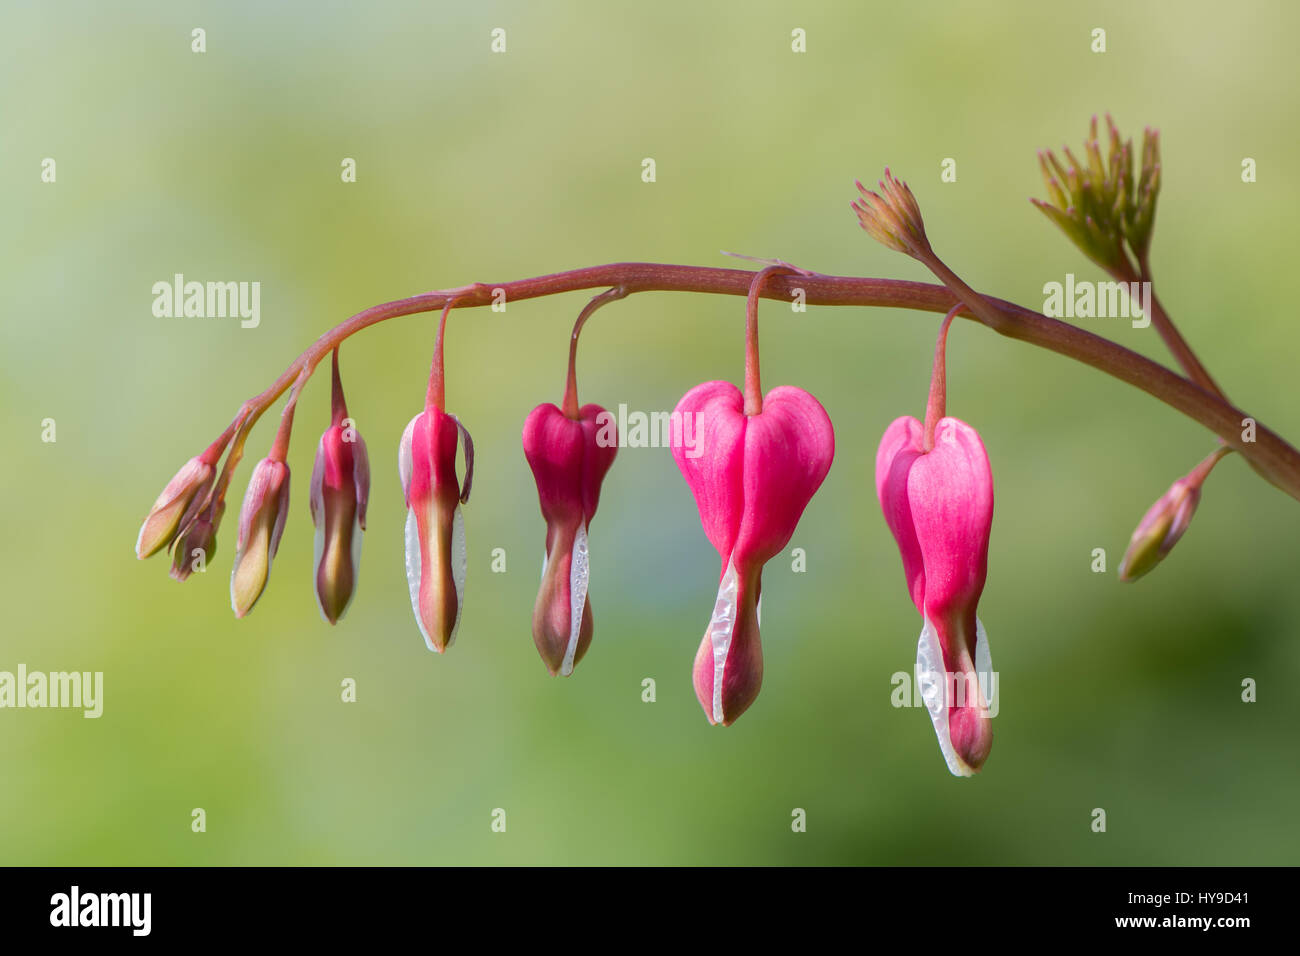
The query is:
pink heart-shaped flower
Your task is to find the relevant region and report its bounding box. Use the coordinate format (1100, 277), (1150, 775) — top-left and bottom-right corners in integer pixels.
(877, 414), (995, 776)
(673, 381), (834, 725)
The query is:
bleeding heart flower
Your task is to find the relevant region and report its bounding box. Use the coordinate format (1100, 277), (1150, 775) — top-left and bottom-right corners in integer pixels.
(309, 349), (370, 624)
(875, 308), (995, 776)
(522, 401), (617, 676)
(399, 302), (472, 653)
(672, 266), (835, 726)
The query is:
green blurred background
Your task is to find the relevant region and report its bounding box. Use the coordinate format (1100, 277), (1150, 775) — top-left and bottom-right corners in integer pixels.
(3, 0), (1298, 865)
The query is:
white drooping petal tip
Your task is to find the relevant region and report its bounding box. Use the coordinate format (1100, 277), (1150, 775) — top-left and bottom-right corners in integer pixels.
(915, 615), (993, 778)
(403, 505), (434, 652)
(559, 522), (589, 677)
(705, 560), (741, 724)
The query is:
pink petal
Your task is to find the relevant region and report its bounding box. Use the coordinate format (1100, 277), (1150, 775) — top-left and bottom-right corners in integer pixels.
(875, 416), (927, 613)
(671, 381), (747, 564)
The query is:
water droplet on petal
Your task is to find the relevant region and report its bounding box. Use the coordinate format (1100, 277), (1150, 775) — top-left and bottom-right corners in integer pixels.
(706, 560), (740, 724)
(560, 522), (589, 676)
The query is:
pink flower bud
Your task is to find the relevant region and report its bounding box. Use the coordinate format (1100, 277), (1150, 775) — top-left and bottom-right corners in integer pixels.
(310, 427), (369, 625)
(876, 414), (995, 776)
(1117, 446), (1228, 582)
(230, 457), (291, 618)
(1118, 479), (1199, 582)
(136, 455), (215, 559)
(522, 402), (618, 675)
(170, 500), (224, 582)
(398, 406), (471, 652)
(673, 381), (834, 726)
(309, 353), (371, 623)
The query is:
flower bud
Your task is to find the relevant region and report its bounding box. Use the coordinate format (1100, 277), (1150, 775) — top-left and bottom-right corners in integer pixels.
(170, 500), (224, 582)
(1032, 115), (1162, 274)
(1118, 478), (1200, 582)
(310, 428), (369, 624)
(309, 354), (370, 623)
(398, 407), (470, 652)
(852, 168), (932, 260)
(522, 402), (617, 676)
(230, 457), (291, 618)
(1118, 446), (1227, 583)
(136, 456), (215, 559)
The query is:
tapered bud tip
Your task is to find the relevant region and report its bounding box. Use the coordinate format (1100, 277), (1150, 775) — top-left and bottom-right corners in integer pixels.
(136, 456), (215, 559)
(530, 514), (596, 676)
(533, 576), (594, 676)
(1118, 479), (1199, 582)
(690, 563), (764, 726)
(311, 424), (368, 625)
(949, 707), (993, 773)
(692, 628), (762, 727)
(170, 501), (224, 582)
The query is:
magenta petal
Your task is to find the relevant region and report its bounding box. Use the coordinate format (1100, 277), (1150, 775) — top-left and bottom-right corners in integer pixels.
(521, 402), (616, 530)
(577, 404), (617, 524)
(671, 381), (747, 563)
(905, 417), (993, 620)
(523, 404), (585, 527)
(875, 416), (927, 613)
(734, 386), (835, 570)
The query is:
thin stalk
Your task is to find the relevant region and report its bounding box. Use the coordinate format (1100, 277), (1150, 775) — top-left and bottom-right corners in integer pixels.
(922, 305), (963, 451)
(744, 265), (800, 416)
(330, 347), (346, 428)
(426, 299), (458, 411)
(562, 286), (628, 419)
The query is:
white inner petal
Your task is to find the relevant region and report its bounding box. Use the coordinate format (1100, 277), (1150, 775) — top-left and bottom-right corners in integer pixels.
(403, 508), (435, 651)
(706, 560), (740, 724)
(449, 504), (467, 646)
(560, 522), (589, 677)
(397, 414), (418, 495)
(975, 615), (994, 717)
(915, 615), (995, 776)
(916, 615), (972, 778)
(310, 450), (329, 622)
